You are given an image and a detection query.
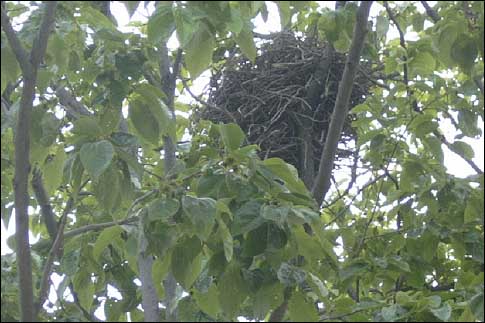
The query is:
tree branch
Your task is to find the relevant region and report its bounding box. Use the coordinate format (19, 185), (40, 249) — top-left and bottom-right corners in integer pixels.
(1, 5), (31, 74)
(3, 3), (58, 321)
(30, 2), (57, 69)
(420, 1), (440, 23)
(52, 84), (92, 119)
(311, 1), (373, 206)
(31, 168), (58, 239)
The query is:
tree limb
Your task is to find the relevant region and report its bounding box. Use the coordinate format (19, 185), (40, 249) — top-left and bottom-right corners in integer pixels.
(420, 1), (440, 23)
(2, 3), (58, 321)
(311, 1), (373, 206)
(31, 168), (58, 239)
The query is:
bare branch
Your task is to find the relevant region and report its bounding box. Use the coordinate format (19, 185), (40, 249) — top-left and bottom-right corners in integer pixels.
(311, 2), (373, 206)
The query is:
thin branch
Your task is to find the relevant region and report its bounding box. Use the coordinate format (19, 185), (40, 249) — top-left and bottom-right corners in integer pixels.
(63, 216), (139, 239)
(311, 1), (373, 206)
(437, 131), (483, 174)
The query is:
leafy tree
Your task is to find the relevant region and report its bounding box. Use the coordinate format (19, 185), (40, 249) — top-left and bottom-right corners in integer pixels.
(1, 1), (483, 322)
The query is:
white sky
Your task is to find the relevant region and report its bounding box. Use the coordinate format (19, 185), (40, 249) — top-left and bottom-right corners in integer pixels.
(1, 1), (484, 321)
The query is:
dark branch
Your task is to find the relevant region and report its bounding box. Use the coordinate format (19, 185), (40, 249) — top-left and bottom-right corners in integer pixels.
(420, 1), (440, 23)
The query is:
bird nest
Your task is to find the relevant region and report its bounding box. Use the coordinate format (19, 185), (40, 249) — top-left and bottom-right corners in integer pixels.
(198, 31), (372, 177)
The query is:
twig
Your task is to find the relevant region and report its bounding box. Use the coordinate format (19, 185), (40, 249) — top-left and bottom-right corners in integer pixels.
(63, 216), (139, 239)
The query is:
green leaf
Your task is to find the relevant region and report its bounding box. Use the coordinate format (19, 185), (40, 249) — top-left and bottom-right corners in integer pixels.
(261, 204), (289, 228)
(147, 198), (180, 222)
(152, 255), (171, 298)
(147, 3), (174, 43)
(376, 15), (389, 39)
(308, 273), (329, 298)
(171, 236), (203, 289)
(80, 140), (115, 179)
(129, 98), (160, 145)
(115, 147), (144, 185)
(37, 69), (54, 94)
(185, 24), (215, 79)
(451, 141), (474, 159)
(458, 110), (480, 137)
(288, 291), (319, 322)
(400, 160), (423, 192)
(451, 34), (478, 73)
(276, 1), (291, 28)
(174, 7), (197, 47)
(72, 270), (94, 311)
(470, 291), (484, 322)
(423, 136), (444, 162)
(430, 302), (452, 321)
(333, 31), (352, 53)
(410, 51), (435, 77)
(261, 158), (308, 194)
(46, 34), (68, 73)
(182, 196), (217, 241)
(79, 6), (116, 30)
(253, 283), (284, 319)
(1, 46), (20, 92)
(42, 146), (66, 196)
(234, 25), (257, 62)
(219, 123), (245, 151)
(72, 116), (103, 139)
(93, 226), (123, 261)
(242, 224), (268, 257)
(218, 262), (249, 319)
(289, 205), (319, 225)
(464, 192), (484, 224)
(121, 1), (140, 18)
(94, 166), (122, 213)
(340, 259), (370, 281)
(194, 283), (220, 318)
(217, 216), (233, 262)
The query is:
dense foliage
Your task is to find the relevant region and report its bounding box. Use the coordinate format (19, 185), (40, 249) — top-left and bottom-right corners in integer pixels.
(1, 1), (483, 322)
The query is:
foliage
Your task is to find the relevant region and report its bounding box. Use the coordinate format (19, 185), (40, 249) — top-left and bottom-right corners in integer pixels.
(1, 1), (484, 322)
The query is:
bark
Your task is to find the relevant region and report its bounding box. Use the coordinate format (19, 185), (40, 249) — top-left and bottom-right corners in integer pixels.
(311, 2), (373, 207)
(159, 43), (182, 323)
(1, 3), (57, 321)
